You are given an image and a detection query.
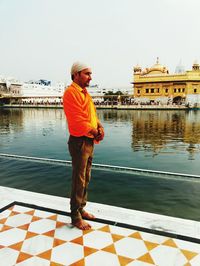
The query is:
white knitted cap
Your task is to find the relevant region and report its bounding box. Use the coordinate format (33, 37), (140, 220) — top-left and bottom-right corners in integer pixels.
(71, 62), (90, 75)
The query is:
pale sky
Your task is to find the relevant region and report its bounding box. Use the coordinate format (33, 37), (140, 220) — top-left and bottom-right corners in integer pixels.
(0, 0), (200, 87)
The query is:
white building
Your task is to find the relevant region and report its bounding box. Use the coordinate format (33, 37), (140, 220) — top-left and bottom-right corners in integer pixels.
(20, 79), (65, 104)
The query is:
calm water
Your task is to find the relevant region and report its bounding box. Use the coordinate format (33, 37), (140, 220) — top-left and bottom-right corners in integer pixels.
(1, 108), (200, 221)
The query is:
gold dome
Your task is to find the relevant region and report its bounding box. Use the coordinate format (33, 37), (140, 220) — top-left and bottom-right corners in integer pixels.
(147, 57), (169, 74)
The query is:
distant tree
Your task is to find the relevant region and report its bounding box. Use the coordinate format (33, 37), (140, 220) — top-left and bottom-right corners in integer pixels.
(103, 90), (124, 102)
(104, 90), (123, 96)
(104, 91), (114, 96)
(115, 90), (123, 95)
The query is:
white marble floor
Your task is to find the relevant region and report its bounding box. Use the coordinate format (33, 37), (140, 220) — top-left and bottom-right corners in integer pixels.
(0, 186), (200, 265)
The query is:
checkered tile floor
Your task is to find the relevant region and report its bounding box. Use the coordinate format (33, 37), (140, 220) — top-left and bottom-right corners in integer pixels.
(0, 204), (200, 266)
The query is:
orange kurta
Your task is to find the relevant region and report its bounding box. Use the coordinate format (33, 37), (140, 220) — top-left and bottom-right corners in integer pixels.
(63, 82), (99, 139)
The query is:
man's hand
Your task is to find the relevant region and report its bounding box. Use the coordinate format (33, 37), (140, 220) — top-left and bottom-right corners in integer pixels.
(89, 125), (104, 141)
(95, 126), (104, 141)
(89, 128), (99, 138)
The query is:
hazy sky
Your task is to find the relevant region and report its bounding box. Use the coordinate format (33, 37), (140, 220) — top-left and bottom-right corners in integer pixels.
(0, 0), (200, 87)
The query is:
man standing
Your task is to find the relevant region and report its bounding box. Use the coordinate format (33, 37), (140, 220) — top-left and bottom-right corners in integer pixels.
(63, 62), (104, 230)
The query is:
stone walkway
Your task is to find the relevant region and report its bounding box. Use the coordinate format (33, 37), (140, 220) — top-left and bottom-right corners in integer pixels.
(0, 186), (200, 265)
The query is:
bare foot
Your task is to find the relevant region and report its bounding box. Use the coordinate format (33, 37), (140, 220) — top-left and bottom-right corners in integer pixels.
(81, 211), (96, 220)
(72, 219), (91, 230)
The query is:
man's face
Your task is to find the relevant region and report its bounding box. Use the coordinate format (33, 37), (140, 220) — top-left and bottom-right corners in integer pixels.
(74, 68), (92, 88)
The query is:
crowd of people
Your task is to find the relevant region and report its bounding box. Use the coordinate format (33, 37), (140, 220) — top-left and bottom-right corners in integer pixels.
(5, 98), (186, 107)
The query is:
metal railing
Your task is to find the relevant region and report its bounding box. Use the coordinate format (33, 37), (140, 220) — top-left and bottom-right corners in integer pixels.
(0, 153), (200, 181)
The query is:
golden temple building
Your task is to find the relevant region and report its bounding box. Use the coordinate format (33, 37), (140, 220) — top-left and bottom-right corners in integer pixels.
(133, 58), (200, 107)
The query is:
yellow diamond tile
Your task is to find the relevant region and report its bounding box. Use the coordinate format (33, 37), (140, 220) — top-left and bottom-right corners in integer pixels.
(0, 218), (7, 224)
(102, 244), (116, 254)
(144, 240), (159, 251)
(25, 231), (38, 239)
(111, 233), (124, 242)
(53, 238), (66, 248)
(181, 249), (198, 261)
(18, 223), (30, 231)
(70, 236), (83, 246)
(31, 216), (42, 222)
(82, 228), (94, 235)
(50, 262), (64, 266)
(118, 255), (134, 266)
(48, 215), (58, 221)
(84, 246), (98, 257)
(16, 251), (32, 264)
(43, 229), (55, 237)
(129, 231), (142, 240)
(98, 225), (110, 233)
(24, 210), (35, 216)
(9, 241), (23, 251)
(137, 252), (155, 264)
(37, 249), (52, 260)
(162, 238), (178, 248)
(1, 224), (13, 232)
(10, 211), (20, 216)
(56, 221), (66, 228)
(70, 258), (85, 266)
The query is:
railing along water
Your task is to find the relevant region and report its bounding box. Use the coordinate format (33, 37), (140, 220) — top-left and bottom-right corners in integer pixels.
(0, 153), (200, 181)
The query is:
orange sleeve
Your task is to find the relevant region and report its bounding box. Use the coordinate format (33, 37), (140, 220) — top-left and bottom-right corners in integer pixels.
(63, 87), (94, 136)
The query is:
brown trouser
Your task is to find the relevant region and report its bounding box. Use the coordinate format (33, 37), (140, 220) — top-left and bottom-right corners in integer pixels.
(68, 135), (94, 223)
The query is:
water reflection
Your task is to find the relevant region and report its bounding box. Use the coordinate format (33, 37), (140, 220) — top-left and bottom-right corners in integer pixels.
(0, 108), (68, 159)
(101, 109), (200, 159)
(1, 108), (200, 166)
(0, 108), (66, 137)
(0, 108), (24, 135)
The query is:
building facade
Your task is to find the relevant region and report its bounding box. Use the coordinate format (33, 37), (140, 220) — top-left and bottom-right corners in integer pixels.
(0, 77), (22, 104)
(133, 58), (200, 106)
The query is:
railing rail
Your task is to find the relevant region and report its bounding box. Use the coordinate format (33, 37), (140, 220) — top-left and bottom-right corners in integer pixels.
(0, 153), (200, 181)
